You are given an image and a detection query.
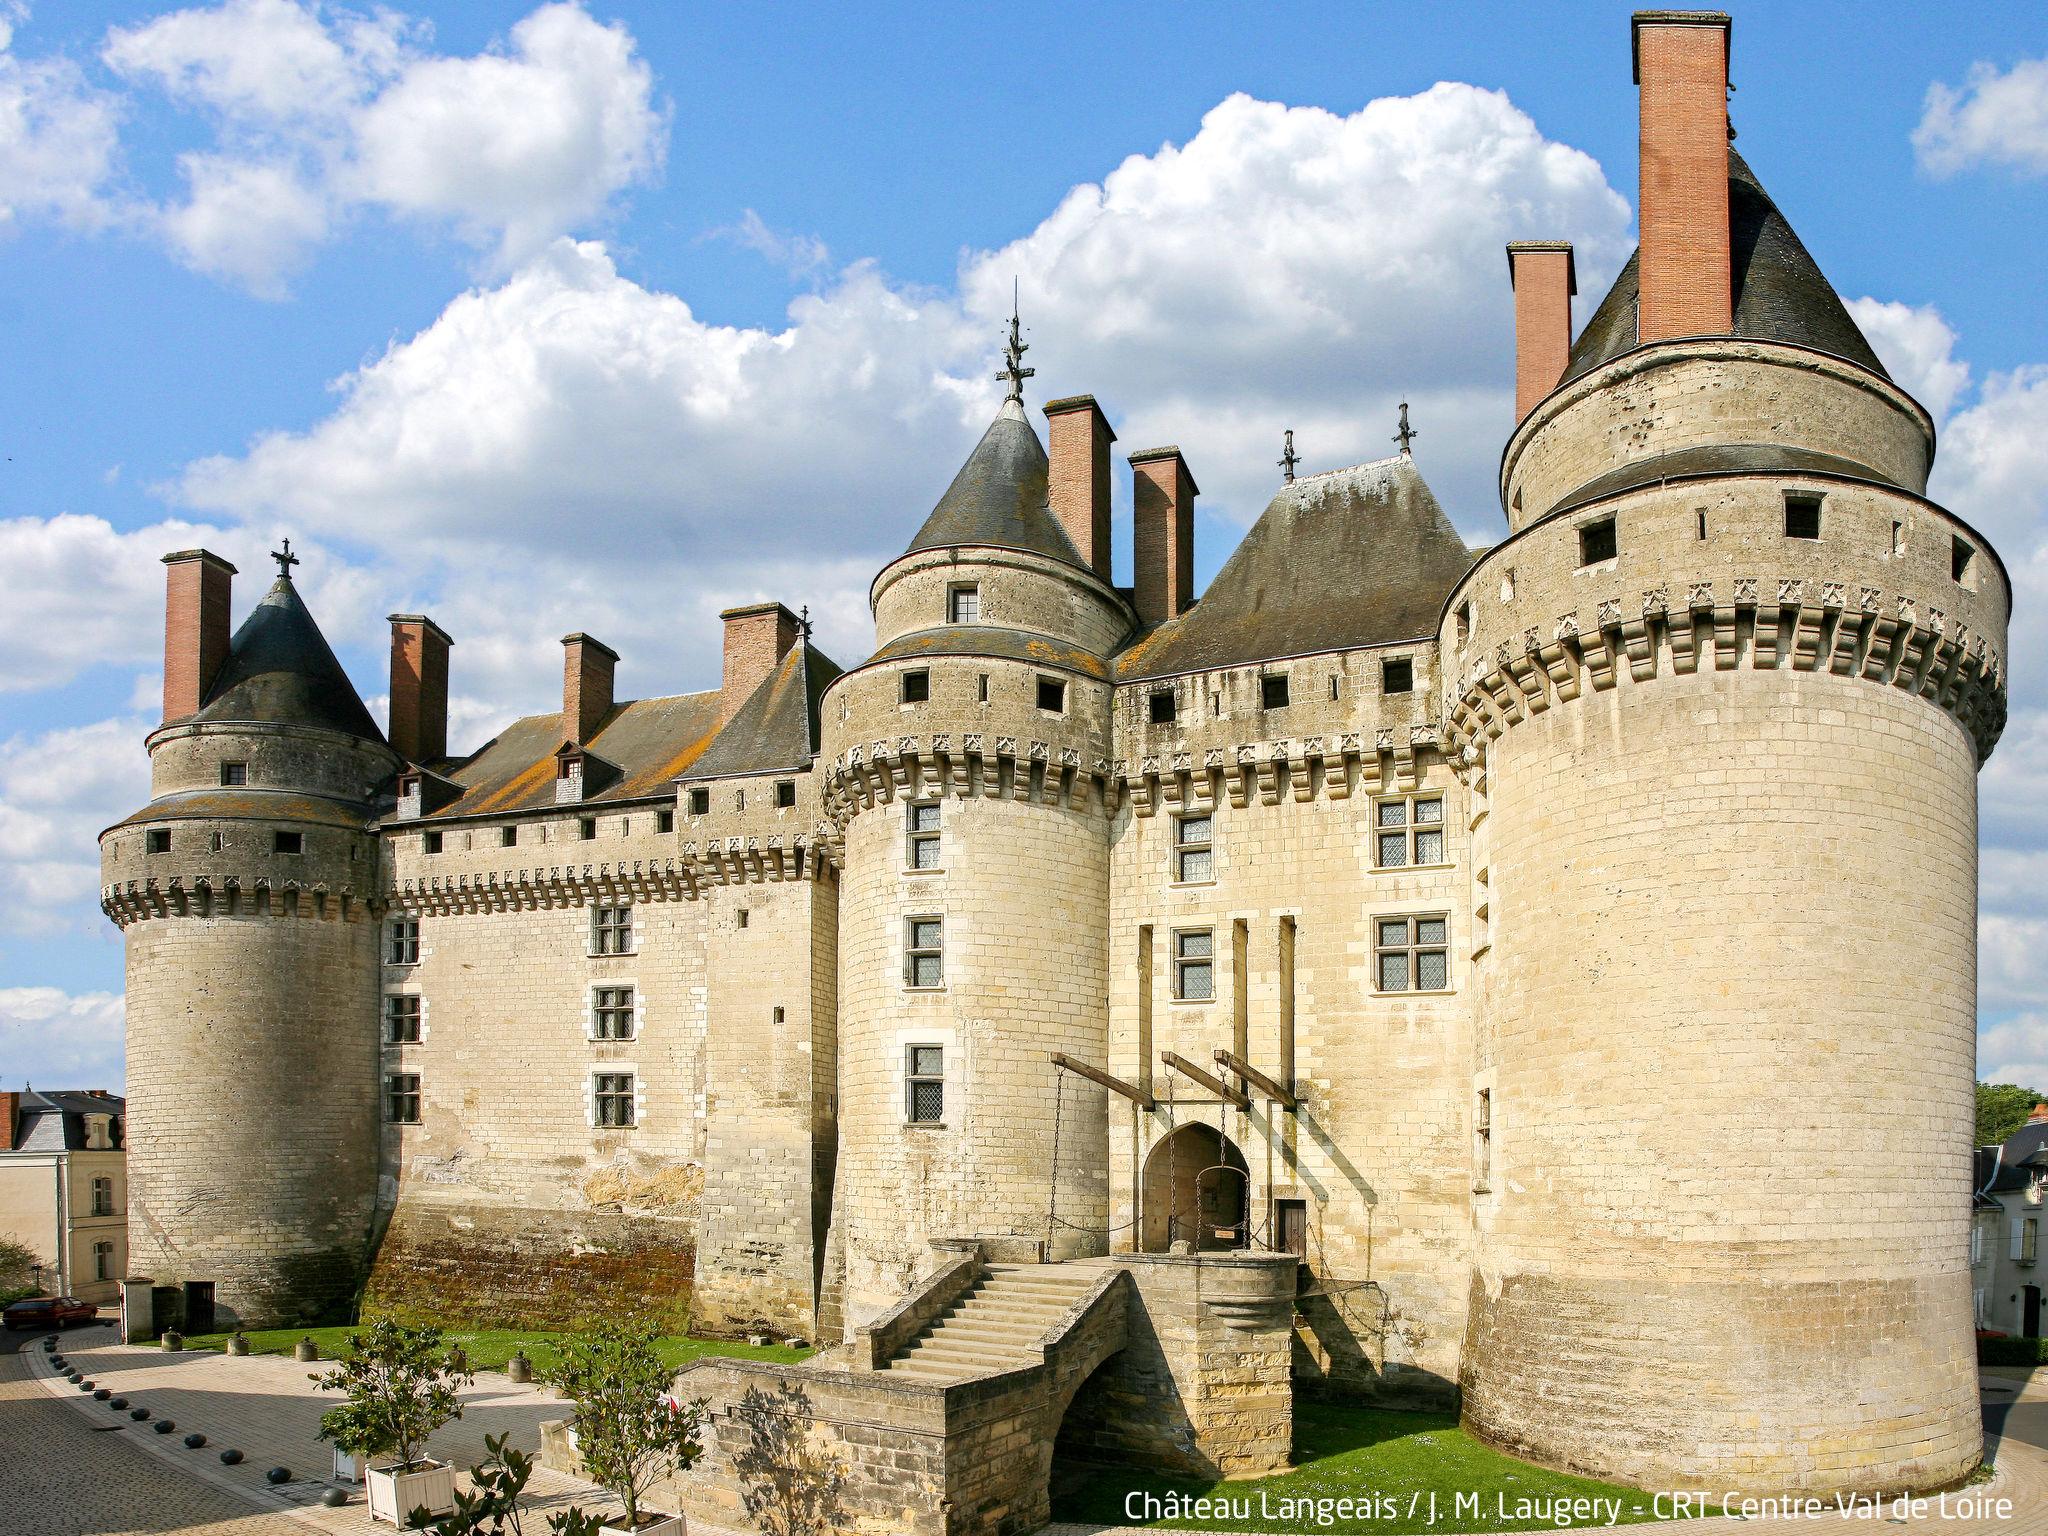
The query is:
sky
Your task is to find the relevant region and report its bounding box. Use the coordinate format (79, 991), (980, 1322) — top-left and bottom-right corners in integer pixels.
(0, 0), (2044, 1093)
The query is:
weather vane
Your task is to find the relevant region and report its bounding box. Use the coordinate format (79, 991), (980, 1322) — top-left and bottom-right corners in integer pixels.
(1393, 402), (1417, 456)
(1278, 429), (1300, 485)
(272, 538), (300, 577)
(995, 278), (1035, 402)
(799, 604), (812, 638)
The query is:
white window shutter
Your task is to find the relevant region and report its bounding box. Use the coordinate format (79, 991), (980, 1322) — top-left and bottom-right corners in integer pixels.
(2014, 1217), (2026, 1261)
(583, 986), (595, 1042)
(634, 989), (646, 1038)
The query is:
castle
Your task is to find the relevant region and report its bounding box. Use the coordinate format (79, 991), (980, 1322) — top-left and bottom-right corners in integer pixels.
(101, 11), (2010, 1508)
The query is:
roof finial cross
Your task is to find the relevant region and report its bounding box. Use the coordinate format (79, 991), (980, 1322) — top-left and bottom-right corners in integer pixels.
(995, 278), (1034, 403)
(272, 538), (300, 577)
(1393, 401), (1417, 457)
(799, 604), (812, 638)
(1278, 429), (1300, 485)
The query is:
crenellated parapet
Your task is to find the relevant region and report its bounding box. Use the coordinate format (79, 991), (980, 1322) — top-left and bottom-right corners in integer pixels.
(1114, 726), (1442, 815)
(823, 731), (1112, 822)
(101, 873), (380, 927)
(386, 836), (833, 916)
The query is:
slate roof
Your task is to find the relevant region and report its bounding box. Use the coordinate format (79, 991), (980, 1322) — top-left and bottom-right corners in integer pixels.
(117, 788), (375, 832)
(1562, 149), (1887, 386)
(901, 398), (1084, 570)
(868, 625), (1111, 681)
(196, 573), (385, 745)
(680, 640), (843, 781)
(1116, 454), (1475, 680)
(9, 1089), (125, 1154)
(423, 691), (723, 819)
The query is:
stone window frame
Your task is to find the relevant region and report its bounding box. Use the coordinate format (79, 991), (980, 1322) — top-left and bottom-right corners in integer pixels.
(948, 583), (981, 625)
(1372, 792), (1448, 869)
(387, 916), (421, 966)
(500, 825), (518, 847)
(1172, 813), (1214, 885)
(1148, 687), (1177, 725)
(1036, 675), (1067, 715)
(272, 830), (303, 856)
(1381, 656), (1414, 695)
(145, 828), (170, 855)
(383, 991), (424, 1045)
(423, 830), (443, 855)
(1172, 927), (1214, 1002)
(901, 669), (930, 706)
(1373, 912), (1452, 994)
(90, 1177), (115, 1217)
(656, 808), (675, 833)
(1782, 491), (1822, 540)
(385, 1072), (422, 1125)
(220, 761), (247, 787)
(686, 787), (710, 816)
(588, 1066), (641, 1130)
(1953, 534), (1978, 588)
(906, 800), (942, 872)
(1259, 672), (1290, 711)
(905, 1042), (945, 1126)
(1472, 1079), (1494, 1195)
(93, 1241), (115, 1281)
(586, 980), (641, 1043)
(775, 779), (797, 809)
(590, 903), (635, 957)
(904, 915), (945, 990)
(1577, 515), (1618, 567)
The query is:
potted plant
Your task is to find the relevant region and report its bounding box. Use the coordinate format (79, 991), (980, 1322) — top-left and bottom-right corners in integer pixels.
(313, 1320), (473, 1526)
(547, 1320), (705, 1534)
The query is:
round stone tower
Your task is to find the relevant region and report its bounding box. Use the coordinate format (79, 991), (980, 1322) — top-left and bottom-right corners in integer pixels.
(102, 548), (395, 1327)
(1448, 13), (2006, 1496)
(819, 379), (1133, 1327)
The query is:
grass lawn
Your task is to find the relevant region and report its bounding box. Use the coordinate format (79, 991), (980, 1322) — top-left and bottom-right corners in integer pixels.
(1052, 1400), (1680, 1534)
(177, 1325), (812, 1374)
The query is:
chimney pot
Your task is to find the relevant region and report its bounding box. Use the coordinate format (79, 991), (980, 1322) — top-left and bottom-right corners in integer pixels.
(1507, 242), (1577, 422)
(160, 550), (237, 725)
(1130, 447), (1198, 627)
(1633, 10), (1733, 343)
(2029, 1103), (2048, 1125)
(561, 633), (618, 746)
(1044, 395), (1116, 580)
(719, 603), (802, 726)
(387, 615), (452, 765)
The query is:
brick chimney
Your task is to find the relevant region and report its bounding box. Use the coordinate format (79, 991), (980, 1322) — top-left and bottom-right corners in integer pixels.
(1130, 447), (1197, 627)
(719, 603), (802, 726)
(160, 550), (236, 724)
(1507, 242), (1577, 421)
(1044, 395), (1115, 580)
(387, 615), (452, 765)
(2030, 1103), (2048, 1126)
(1633, 10), (1733, 343)
(0, 1091), (16, 1152)
(562, 633), (618, 746)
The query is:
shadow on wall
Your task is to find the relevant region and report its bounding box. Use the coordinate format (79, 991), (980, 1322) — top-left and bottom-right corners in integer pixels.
(731, 1380), (849, 1536)
(1293, 1276), (1458, 1411)
(1051, 1298), (1206, 1477)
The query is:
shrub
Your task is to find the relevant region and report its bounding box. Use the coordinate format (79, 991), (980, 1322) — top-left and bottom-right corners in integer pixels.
(0, 1237), (40, 1295)
(547, 1320), (706, 1529)
(1979, 1335), (2048, 1367)
(314, 1320), (474, 1472)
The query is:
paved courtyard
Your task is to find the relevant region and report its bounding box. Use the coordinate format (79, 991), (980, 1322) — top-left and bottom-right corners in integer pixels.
(4, 1320), (2044, 1536)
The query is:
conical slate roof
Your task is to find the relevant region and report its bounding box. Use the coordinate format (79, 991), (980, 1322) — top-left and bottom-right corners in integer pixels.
(1563, 149), (1887, 385)
(1117, 453), (1475, 679)
(196, 572), (384, 743)
(903, 398), (1083, 568)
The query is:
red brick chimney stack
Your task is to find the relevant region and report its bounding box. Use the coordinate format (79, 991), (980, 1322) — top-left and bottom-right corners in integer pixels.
(1130, 446), (1198, 628)
(1507, 242), (1577, 422)
(160, 550), (236, 725)
(386, 615), (452, 765)
(1633, 10), (1733, 343)
(1044, 395), (1116, 581)
(2029, 1103), (2048, 1126)
(561, 633), (618, 746)
(0, 1091), (17, 1152)
(719, 602), (802, 727)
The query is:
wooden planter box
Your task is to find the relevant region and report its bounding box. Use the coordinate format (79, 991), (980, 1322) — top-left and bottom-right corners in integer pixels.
(602, 1517), (684, 1536)
(365, 1460), (456, 1525)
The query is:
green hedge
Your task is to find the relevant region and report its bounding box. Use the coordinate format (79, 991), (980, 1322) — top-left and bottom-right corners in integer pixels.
(0, 1286), (38, 1306)
(1979, 1336), (2048, 1366)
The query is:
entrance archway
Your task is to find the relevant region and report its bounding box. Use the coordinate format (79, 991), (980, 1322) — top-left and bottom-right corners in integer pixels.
(1140, 1123), (1250, 1252)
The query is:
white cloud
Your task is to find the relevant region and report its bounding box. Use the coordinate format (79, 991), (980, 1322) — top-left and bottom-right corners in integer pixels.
(716, 209), (831, 281)
(0, 514), (203, 692)
(0, 15), (122, 229)
(100, 0), (405, 125)
(0, 715), (149, 942)
(0, 987), (125, 1091)
(1845, 298), (1970, 422)
(160, 152), (327, 296)
(1980, 1012), (2048, 1094)
(1915, 57), (2048, 178)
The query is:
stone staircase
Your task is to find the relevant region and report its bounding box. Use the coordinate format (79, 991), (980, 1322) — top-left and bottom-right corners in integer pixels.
(883, 1262), (1103, 1381)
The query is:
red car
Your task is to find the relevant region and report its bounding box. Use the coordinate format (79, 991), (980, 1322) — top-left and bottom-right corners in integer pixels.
(3, 1295), (98, 1330)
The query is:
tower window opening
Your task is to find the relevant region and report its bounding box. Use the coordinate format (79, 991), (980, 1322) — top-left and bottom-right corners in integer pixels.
(211, 831), (223, 852)
(1382, 657), (1414, 695)
(1329, 675), (1341, 701)
(273, 830), (303, 855)
(1149, 689), (1177, 725)
(1173, 928), (1214, 1001)
(1455, 602), (1471, 643)
(905, 1043), (945, 1124)
(1892, 520), (1906, 555)
(656, 809), (674, 834)
(591, 903), (634, 955)
(579, 816), (596, 841)
(220, 762), (247, 786)
(501, 826), (517, 847)
(388, 916), (420, 965)
(775, 779), (796, 808)
(423, 830), (443, 855)
(1174, 814), (1213, 883)
(1953, 535), (1976, 585)
(1696, 510), (1708, 541)
(901, 669), (930, 705)
(905, 916), (944, 988)
(1376, 794), (1446, 868)
(1783, 494), (1822, 540)
(908, 801), (942, 870)
(1375, 913), (1450, 992)
(1260, 673), (1290, 711)
(737, 908), (750, 929)
(1578, 518), (1617, 566)
(1037, 676), (1067, 713)
(1474, 1086), (1493, 1192)
(385, 993), (421, 1044)
(385, 1073), (421, 1125)
(145, 829), (170, 855)
(948, 584), (980, 624)
(978, 673), (989, 703)
(592, 985), (635, 1041)
(1500, 568), (1516, 603)
(688, 787), (709, 815)
(592, 1072), (636, 1129)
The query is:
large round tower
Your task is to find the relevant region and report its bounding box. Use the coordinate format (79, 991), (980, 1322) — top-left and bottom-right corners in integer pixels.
(1450, 13), (2005, 1496)
(819, 377), (1134, 1327)
(102, 548), (395, 1328)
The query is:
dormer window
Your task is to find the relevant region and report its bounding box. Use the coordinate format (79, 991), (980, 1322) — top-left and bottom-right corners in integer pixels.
(687, 787), (709, 816)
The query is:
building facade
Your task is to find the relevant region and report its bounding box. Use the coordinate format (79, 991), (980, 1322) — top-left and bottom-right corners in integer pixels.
(102, 12), (2008, 1498)
(0, 1090), (128, 1304)
(1975, 1105), (2046, 1339)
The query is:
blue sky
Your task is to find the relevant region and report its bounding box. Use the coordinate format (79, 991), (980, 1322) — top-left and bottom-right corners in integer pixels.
(1, 0), (2044, 1091)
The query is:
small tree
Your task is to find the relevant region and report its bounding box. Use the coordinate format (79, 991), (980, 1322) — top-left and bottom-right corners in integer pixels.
(0, 1236), (39, 1295)
(314, 1320), (473, 1473)
(547, 1320), (705, 1529)
(403, 1434), (607, 1536)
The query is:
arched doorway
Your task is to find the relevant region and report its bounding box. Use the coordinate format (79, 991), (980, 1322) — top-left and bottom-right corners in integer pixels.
(1140, 1123), (1250, 1252)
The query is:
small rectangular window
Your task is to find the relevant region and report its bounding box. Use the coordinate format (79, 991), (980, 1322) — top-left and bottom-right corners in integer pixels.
(592, 985), (635, 1041)
(906, 1044), (944, 1124)
(737, 908), (750, 929)
(1375, 795), (1445, 868)
(145, 828), (170, 855)
(907, 801), (942, 870)
(423, 830), (443, 855)
(388, 917), (420, 966)
(592, 904), (634, 955)
(977, 673), (989, 703)
(273, 830), (303, 855)
(1037, 676), (1066, 713)
(906, 916), (944, 988)
(775, 780), (796, 808)
(1376, 914), (1450, 992)
(91, 1177), (115, 1217)
(1696, 510), (1708, 541)
(1783, 495), (1821, 540)
(1149, 689), (1177, 725)
(1455, 602), (1471, 643)
(1382, 657), (1414, 695)
(687, 787), (709, 815)
(1261, 673), (1289, 710)
(579, 816), (597, 841)
(384, 993), (422, 1043)
(94, 1240), (114, 1280)
(1174, 814), (1213, 883)
(500, 825), (518, 847)
(386, 1073), (421, 1124)
(593, 1072), (636, 1129)
(1474, 1087), (1492, 1191)
(1578, 517), (1617, 566)
(220, 762), (247, 786)
(655, 809), (674, 834)
(901, 670), (930, 705)
(1173, 929), (1213, 1001)
(1953, 535), (1975, 584)
(949, 585), (980, 624)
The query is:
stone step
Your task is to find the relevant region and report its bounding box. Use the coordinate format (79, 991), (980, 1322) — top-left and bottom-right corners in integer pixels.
(885, 1357), (975, 1379)
(983, 1272), (1096, 1293)
(925, 1317), (1049, 1345)
(904, 1342), (1039, 1369)
(948, 1304), (1070, 1329)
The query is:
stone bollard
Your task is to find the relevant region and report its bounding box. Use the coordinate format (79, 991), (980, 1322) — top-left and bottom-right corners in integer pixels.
(227, 1332), (250, 1356)
(161, 1330), (183, 1351)
(292, 1338), (318, 1362)
(506, 1350), (532, 1385)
